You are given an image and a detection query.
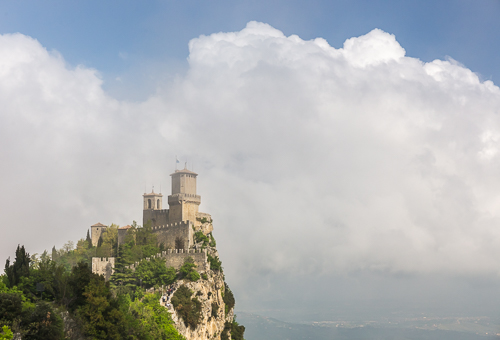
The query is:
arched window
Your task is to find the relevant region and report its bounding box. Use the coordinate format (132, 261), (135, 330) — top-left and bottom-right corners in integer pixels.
(148, 199), (151, 209)
(157, 199), (160, 209)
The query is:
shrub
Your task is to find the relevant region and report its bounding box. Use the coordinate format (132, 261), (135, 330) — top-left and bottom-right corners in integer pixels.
(0, 325), (13, 340)
(207, 254), (222, 272)
(134, 258), (176, 288)
(194, 232), (209, 246)
(171, 286), (202, 329)
(211, 302), (218, 318)
(23, 301), (64, 340)
(230, 320), (245, 340)
(221, 320), (245, 340)
(222, 283), (235, 316)
(209, 233), (216, 247)
(201, 273), (208, 280)
(178, 258), (200, 281)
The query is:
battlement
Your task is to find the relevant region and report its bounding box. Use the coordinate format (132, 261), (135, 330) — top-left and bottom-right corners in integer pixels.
(151, 220), (193, 232)
(92, 257), (115, 281)
(126, 249), (208, 272)
(167, 193), (201, 204)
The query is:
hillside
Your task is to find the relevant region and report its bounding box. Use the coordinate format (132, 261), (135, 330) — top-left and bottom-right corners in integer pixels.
(0, 220), (244, 340)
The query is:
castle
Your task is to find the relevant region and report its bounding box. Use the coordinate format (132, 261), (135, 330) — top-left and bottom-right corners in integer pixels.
(91, 167), (212, 277)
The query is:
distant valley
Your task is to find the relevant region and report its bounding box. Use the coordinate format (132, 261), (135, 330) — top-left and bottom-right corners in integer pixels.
(237, 312), (500, 340)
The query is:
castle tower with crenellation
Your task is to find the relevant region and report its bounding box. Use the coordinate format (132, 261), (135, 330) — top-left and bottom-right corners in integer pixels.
(168, 168), (201, 223)
(93, 166), (213, 275)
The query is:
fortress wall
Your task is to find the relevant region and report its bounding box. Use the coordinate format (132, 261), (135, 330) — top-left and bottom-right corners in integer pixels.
(183, 201), (199, 225)
(127, 249), (208, 272)
(143, 208), (169, 227)
(168, 204), (182, 223)
(118, 228), (132, 245)
(153, 221), (194, 249)
(163, 249), (208, 271)
(92, 257), (115, 281)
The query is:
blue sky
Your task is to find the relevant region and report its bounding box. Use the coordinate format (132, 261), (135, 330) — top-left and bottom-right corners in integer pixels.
(1, 0), (499, 97)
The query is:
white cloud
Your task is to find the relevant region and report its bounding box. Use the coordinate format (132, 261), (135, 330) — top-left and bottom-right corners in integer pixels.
(2, 22), (500, 304)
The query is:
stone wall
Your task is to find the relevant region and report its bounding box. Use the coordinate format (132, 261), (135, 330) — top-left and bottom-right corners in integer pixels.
(91, 225), (107, 247)
(143, 208), (169, 227)
(152, 220), (194, 250)
(126, 249), (208, 272)
(92, 257), (115, 281)
(167, 194), (200, 223)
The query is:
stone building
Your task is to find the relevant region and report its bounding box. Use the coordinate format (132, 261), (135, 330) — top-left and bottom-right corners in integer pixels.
(139, 167), (212, 250)
(91, 166), (212, 276)
(90, 222), (107, 247)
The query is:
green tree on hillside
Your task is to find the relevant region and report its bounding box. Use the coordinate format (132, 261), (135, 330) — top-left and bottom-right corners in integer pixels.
(4, 245), (30, 288)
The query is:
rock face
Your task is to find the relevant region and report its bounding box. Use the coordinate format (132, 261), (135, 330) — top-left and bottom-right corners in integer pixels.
(168, 249), (234, 340)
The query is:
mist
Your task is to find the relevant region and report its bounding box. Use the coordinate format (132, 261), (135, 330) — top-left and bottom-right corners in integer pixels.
(1, 22), (500, 322)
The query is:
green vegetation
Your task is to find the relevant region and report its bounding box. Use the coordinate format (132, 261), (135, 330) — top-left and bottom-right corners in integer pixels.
(1, 238), (184, 339)
(209, 233), (216, 247)
(171, 285), (202, 329)
(211, 302), (219, 318)
(194, 231), (216, 248)
(133, 258), (176, 288)
(208, 253), (222, 272)
(222, 282), (235, 316)
(222, 320), (245, 340)
(194, 231), (209, 246)
(0, 326), (13, 340)
(197, 217), (210, 224)
(1, 221), (245, 339)
(51, 221), (162, 272)
(178, 257), (200, 282)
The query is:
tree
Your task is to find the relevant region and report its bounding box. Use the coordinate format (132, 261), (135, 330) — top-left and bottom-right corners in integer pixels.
(85, 229), (92, 249)
(78, 277), (125, 340)
(0, 292), (22, 327)
(134, 258), (176, 288)
(171, 285), (202, 329)
(51, 246), (58, 262)
(4, 245), (30, 288)
(22, 302), (64, 340)
(0, 325), (13, 340)
(68, 262), (98, 312)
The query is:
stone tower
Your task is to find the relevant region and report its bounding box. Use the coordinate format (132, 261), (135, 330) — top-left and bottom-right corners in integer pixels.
(143, 189), (168, 228)
(91, 222), (107, 247)
(168, 168), (201, 223)
(143, 190), (163, 210)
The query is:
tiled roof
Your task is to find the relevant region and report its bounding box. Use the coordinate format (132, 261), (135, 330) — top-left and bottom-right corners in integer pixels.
(91, 222), (107, 227)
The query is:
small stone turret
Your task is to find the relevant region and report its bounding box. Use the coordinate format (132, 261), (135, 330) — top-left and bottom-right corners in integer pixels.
(143, 190), (163, 210)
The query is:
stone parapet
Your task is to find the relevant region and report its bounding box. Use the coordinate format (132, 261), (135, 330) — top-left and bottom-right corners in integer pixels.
(126, 249), (208, 272)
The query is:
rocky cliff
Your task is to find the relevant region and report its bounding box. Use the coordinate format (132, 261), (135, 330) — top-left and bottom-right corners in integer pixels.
(169, 269), (233, 340)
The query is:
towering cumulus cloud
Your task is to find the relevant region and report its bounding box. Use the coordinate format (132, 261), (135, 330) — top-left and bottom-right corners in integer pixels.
(1, 22), (500, 294)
